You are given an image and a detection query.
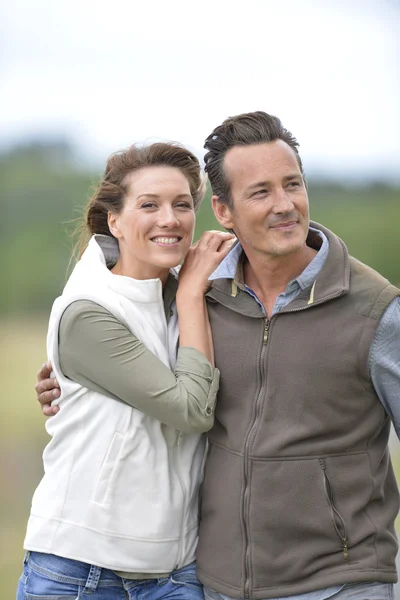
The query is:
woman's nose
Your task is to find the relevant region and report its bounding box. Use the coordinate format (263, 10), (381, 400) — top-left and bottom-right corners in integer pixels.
(158, 206), (180, 227)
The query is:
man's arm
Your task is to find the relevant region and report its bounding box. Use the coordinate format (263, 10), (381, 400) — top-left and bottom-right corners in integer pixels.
(36, 361), (61, 414)
(370, 297), (400, 438)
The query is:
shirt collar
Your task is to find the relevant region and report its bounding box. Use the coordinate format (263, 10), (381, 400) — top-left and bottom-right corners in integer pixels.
(209, 227), (330, 291)
(209, 239), (243, 281)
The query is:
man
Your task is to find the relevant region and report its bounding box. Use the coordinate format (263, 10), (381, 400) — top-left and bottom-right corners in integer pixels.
(37, 111), (400, 600)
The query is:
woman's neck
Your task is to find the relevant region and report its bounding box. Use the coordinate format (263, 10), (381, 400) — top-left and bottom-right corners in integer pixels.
(111, 259), (170, 287)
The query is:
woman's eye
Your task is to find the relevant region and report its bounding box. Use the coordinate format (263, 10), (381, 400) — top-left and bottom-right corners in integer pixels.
(176, 202), (193, 209)
(141, 202), (156, 209)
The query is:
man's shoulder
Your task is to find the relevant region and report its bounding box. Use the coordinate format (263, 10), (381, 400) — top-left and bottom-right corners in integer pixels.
(349, 255), (397, 289)
(347, 255), (400, 319)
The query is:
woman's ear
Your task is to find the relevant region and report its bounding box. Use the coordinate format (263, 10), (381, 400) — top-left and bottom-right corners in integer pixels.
(107, 211), (121, 239)
(211, 195), (235, 230)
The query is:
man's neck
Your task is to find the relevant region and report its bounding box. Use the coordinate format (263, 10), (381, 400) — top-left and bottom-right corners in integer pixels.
(243, 244), (317, 317)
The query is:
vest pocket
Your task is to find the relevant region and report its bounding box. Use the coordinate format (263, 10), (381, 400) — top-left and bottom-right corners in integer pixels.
(93, 431), (124, 505)
(249, 453), (378, 590)
(319, 459), (348, 561)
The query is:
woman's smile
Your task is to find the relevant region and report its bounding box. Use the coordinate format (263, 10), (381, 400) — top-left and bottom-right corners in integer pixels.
(151, 236), (182, 246)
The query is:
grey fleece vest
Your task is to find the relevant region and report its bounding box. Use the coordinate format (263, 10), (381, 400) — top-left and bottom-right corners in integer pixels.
(197, 223), (400, 600)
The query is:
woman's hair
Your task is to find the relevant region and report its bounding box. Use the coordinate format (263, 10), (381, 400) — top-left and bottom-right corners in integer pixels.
(75, 142), (206, 257)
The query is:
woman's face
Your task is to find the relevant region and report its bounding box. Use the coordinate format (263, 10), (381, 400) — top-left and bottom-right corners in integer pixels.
(108, 166), (196, 280)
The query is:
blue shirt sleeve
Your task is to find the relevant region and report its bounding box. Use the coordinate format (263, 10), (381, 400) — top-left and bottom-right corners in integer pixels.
(369, 297), (400, 440)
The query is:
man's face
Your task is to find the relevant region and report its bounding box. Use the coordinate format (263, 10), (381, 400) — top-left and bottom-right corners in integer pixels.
(213, 140), (310, 261)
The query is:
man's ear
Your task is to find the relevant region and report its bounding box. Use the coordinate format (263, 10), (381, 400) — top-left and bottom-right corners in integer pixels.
(107, 211), (121, 239)
(211, 195), (235, 230)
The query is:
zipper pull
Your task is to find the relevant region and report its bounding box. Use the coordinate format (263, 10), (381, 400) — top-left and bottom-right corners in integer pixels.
(342, 538), (348, 560)
(263, 319), (270, 344)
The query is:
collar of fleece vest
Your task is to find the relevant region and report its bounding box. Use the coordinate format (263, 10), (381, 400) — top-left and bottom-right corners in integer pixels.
(206, 222), (350, 317)
(63, 234), (179, 305)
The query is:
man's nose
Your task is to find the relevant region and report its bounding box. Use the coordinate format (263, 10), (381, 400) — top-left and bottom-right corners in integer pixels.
(272, 189), (295, 214)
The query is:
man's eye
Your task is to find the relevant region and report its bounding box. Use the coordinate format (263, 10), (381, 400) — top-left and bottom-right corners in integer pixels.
(288, 181), (300, 188)
(253, 189), (267, 197)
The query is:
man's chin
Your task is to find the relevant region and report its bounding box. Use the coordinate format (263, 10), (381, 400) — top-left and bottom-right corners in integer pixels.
(271, 241), (307, 258)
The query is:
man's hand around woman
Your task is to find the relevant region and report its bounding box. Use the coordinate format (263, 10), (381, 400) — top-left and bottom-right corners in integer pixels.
(35, 361), (60, 416)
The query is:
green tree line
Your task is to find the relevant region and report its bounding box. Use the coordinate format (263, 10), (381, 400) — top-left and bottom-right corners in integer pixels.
(2, 140), (399, 315)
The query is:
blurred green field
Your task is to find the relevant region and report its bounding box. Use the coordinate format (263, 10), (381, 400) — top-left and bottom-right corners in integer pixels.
(0, 316), (49, 598)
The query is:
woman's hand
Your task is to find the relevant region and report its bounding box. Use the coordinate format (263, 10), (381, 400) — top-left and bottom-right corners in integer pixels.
(176, 231), (236, 365)
(178, 230), (236, 299)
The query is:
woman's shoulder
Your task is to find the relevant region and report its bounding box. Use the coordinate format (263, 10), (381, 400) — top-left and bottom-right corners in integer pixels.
(59, 300), (119, 339)
(61, 299), (114, 320)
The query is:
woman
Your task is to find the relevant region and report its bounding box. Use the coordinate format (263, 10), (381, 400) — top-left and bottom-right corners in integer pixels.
(17, 142), (234, 599)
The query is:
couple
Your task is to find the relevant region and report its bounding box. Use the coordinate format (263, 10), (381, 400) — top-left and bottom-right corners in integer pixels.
(19, 111), (400, 600)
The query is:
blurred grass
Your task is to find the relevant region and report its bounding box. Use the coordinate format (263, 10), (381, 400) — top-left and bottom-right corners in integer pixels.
(0, 316), (49, 599)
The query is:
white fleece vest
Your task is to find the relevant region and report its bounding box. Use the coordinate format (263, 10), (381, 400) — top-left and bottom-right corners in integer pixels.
(24, 235), (206, 572)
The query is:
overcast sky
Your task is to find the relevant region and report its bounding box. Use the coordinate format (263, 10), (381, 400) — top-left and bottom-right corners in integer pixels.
(1, 0), (399, 181)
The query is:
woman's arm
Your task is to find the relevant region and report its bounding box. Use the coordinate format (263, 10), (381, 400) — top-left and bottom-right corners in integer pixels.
(176, 231), (235, 365)
(58, 299), (218, 433)
(36, 231), (235, 428)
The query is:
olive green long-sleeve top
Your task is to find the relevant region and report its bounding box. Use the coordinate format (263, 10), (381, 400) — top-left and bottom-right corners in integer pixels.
(57, 276), (219, 578)
(58, 277), (219, 434)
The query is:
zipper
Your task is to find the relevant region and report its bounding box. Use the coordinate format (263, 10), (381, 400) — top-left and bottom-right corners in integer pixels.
(243, 317), (270, 597)
(174, 432), (186, 568)
(319, 459), (349, 561)
(263, 318), (270, 344)
(240, 290), (347, 595)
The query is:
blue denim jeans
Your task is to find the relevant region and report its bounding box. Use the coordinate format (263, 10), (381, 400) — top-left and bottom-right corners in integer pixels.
(17, 551), (204, 599)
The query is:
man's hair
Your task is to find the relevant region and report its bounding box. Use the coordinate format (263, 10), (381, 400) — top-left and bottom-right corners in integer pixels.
(204, 111), (304, 207)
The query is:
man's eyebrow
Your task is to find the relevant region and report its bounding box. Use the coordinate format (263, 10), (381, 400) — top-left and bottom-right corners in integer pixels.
(245, 180), (270, 192)
(245, 173), (303, 192)
(282, 174), (303, 182)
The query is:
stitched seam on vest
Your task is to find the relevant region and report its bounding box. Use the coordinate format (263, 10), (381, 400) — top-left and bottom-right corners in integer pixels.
(249, 450), (368, 461)
(197, 566), (242, 592)
(358, 339), (372, 396)
(207, 441), (369, 460)
(29, 514), (185, 541)
(197, 565), (397, 593)
(357, 316), (384, 397)
(206, 441), (244, 457)
(366, 284), (400, 320)
(364, 450), (379, 569)
(246, 569), (397, 594)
